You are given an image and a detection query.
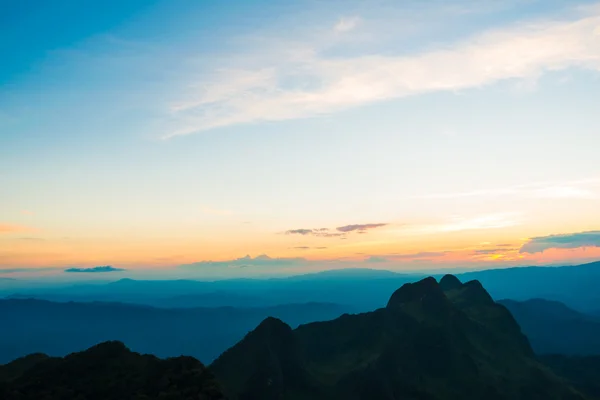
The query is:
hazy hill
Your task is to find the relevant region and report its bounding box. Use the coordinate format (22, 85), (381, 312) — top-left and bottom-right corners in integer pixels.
(0, 341), (225, 400)
(499, 298), (600, 356)
(0, 300), (351, 364)
(210, 275), (586, 400)
(4, 261), (599, 313)
(459, 261), (600, 313)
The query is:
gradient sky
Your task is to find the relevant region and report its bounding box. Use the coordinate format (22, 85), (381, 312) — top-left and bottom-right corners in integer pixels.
(2, 0), (600, 279)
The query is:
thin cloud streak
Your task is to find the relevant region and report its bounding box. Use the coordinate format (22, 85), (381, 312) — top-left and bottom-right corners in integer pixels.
(285, 223), (388, 238)
(165, 7), (600, 137)
(416, 213), (521, 233)
(415, 178), (600, 200)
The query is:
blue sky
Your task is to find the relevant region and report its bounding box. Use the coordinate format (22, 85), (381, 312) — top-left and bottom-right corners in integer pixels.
(1, 0), (600, 278)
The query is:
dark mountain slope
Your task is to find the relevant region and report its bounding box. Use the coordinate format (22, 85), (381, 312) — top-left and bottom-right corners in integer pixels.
(0, 299), (350, 364)
(0, 353), (48, 382)
(211, 276), (585, 400)
(0, 341), (225, 400)
(499, 298), (600, 355)
(541, 355), (600, 399)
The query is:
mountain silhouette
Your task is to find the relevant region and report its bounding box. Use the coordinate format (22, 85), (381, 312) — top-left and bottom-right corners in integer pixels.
(541, 355), (600, 399)
(211, 276), (585, 400)
(499, 298), (600, 355)
(0, 341), (225, 400)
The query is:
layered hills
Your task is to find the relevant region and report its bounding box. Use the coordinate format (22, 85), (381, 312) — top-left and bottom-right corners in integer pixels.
(211, 275), (585, 400)
(3, 275), (599, 399)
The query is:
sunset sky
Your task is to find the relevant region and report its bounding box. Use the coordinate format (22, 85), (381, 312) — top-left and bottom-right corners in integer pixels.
(2, 0), (600, 279)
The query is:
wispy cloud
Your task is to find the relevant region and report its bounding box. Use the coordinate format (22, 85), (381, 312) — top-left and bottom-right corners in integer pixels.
(418, 213), (521, 233)
(417, 179), (600, 200)
(165, 6), (600, 137)
(391, 251), (449, 260)
(334, 16), (362, 33)
(180, 254), (307, 270)
(336, 223), (387, 232)
(64, 266), (126, 273)
(20, 210), (34, 216)
(520, 230), (600, 253)
(285, 223), (387, 238)
(365, 256), (388, 263)
(473, 248), (517, 255)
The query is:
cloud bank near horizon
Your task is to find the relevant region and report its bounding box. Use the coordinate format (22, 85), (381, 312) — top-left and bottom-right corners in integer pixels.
(520, 231), (600, 253)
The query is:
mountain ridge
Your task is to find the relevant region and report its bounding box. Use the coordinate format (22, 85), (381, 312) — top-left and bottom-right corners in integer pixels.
(211, 275), (585, 400)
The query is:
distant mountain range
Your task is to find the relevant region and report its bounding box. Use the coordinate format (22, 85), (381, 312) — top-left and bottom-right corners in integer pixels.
(0, 300), (351, 364)
(3, 275), (600, 399)
(499, 298), (600, 356)
(3, 261), (599, 313)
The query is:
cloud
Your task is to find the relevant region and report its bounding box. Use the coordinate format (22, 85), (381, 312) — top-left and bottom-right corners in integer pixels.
(285, 227), (345, 238)
(418, 213), (521, 233)
(334, 16), (362, 33)
(286, 229), (314, 235)
(365, 256), (388, 263)
(180, 254), (307, 270)
(64, 266), (126, 273)
(0, 224), (33, 234)
(417, 179), (600, 200)
(285, 223), (387, 238)
(391, 251), (449, 260)
(520, 231), (600, 253)
(473, 248), (517, 255)
(336, 223), (387, 232)
(20, 210), (34, 216)
(165, 7), (600, 137)
(530, 186), (598, 199)
(292, 246), (328, 250)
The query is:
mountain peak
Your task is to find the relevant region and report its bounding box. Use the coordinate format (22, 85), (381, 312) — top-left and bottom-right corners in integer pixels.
(461, 280), (494, 305)
(255, 316), (292, 333)
(439, 274), (463, 291)
(386, 276), (449, 315)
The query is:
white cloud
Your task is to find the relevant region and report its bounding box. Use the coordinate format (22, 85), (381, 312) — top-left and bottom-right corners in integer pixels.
(531, 185), (598, 199)
(164, 6), (600, 137)
(417, 178), (600, 200)
(334, 16), (362, 33)
(417, 213), (521, 233)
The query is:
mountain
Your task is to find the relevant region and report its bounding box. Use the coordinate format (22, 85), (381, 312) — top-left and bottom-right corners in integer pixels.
(284, 268), (405, 280)
(0, 341), (225, 400)
(541, 355), (600, 400)
(499, 298), (600, 355)
(0, 299), (351, 364)
(211, 275), (585, 400)
(459, 261), (600, 313)
(4, 261), (600, 313)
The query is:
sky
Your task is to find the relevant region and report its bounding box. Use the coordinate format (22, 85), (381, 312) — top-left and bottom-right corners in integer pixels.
(1, 0), (600, 279)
